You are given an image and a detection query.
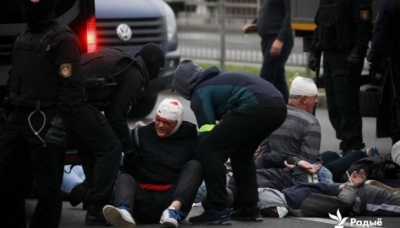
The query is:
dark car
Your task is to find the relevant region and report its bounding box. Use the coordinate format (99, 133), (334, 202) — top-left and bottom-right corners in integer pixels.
(95, 0), (181, 118)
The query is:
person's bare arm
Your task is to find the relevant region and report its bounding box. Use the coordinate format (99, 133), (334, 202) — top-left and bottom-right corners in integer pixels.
(284, 160), (321, 174)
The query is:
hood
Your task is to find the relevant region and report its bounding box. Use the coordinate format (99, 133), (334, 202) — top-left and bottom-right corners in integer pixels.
(173, 60), (220, 100)
(95, 0), (165, 19)
(172, 59), (203, 100)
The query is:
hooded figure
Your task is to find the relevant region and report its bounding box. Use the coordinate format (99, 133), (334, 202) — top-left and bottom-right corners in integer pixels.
(172, 59), (203, 100)
(23, 0), (57, 32)
(171, 59), (287, 225)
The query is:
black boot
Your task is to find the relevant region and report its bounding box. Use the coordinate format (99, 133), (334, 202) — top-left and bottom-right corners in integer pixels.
(69, 181), (89, 207)
(85, 205), (107, 226)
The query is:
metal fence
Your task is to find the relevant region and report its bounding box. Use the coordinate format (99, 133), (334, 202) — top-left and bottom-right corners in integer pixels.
(176, 0), (309, 69)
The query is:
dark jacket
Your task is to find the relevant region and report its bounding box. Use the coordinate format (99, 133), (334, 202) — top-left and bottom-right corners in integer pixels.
(9, 22), (84, 115)
(173, 61), (284, 128)
(283, 183), (356, 217)
(80, 48), (149, 152)
(255, 0), (292, 41)
(124, 121), (198, 185)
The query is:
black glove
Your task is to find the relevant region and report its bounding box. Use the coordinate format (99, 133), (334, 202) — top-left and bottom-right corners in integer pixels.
(369, 62), (382, 77)
(45, 113), (67, 145)
(122, 150), (140, 170)
(348, 46), (367, 65)
(308, 52), (320, 72)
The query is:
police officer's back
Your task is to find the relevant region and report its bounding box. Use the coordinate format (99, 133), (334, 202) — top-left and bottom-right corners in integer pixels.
(66, 43), (165, 225)
(80, 43), (165, 153)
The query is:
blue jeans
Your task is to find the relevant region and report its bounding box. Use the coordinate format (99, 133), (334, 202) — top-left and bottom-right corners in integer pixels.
(260, 34), (294, 103)
(317, 165), (333, 184)
(194, 181), (206, 203)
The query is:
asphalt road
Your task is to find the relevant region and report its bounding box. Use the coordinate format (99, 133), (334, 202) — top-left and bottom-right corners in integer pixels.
(26, 89), (397, 228)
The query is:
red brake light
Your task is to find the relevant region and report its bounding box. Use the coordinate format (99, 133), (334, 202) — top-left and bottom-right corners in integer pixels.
(86, 16), (97, 53)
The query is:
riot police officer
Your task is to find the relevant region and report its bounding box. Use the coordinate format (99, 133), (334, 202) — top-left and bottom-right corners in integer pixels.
(0, 0), (83, 227)
(79, 43), (165, 155)
(69, 43), (165, 225)
(367, 0), (400, 145)
(308, 0), (373, 155)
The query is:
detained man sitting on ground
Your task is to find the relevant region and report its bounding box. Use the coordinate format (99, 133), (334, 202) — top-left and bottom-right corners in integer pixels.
(228, 76), (332, 194)
(102, 98), (203, 228)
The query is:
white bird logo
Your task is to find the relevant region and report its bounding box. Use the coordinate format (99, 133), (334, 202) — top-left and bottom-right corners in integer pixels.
(329, 209), (348, 228)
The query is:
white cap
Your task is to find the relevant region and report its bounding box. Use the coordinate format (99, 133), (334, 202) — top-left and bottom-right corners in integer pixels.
(392, 140), (400, 166)
(289, 75), (318, 96)
(156, 98), (184, 134)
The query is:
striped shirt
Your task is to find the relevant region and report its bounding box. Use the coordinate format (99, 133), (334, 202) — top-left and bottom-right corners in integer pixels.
(259, 104), (321, 164)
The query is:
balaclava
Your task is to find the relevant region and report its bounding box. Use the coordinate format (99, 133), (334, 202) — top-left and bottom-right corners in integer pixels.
(136, 43), (165, 81)
(156, 98), (184, 135)
(172, 59), (202, 100)
(23, 0), (57, 31)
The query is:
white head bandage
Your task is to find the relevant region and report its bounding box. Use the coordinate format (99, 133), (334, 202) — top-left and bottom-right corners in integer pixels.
(156, 98), (184, 134)
(392, 140), (400, 166)
(289, 75), (318, 96)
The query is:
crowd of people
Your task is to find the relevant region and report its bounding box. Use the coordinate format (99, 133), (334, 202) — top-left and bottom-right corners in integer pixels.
(1, 0), (400, 228)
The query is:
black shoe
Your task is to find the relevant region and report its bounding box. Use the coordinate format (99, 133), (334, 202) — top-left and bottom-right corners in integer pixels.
(85, 206), (107, 226)
(189, 208), (231, 225)
(231, 206), (263, 222)
(69, 181), (89, 207)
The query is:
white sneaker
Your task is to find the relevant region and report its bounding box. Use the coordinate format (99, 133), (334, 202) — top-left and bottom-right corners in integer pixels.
(160, 208), (178, 228)
(103, 205), (136, 228)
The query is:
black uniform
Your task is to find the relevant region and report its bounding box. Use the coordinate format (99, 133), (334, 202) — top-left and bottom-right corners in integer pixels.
(71, 44), (164, 225)
(309, 0), (373, 154)
(79, 48), (149, 152)
(67, 48), (136, 223)
(0, 1), (83, 227)
(367, 0), (400, 144)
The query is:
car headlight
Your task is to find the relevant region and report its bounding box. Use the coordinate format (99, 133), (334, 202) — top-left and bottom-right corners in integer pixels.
(162, 1), (177, 42)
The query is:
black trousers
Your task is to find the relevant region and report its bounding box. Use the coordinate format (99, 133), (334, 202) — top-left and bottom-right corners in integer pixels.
(323, 50), (364, 152)
(70, 103), (122, 207)
(198, 105), (287, 210)
(0, 107), (64, 228)
(114, 160), (203, 224)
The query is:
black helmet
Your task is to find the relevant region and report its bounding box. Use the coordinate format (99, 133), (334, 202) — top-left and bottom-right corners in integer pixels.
(136, 43), (166, 80)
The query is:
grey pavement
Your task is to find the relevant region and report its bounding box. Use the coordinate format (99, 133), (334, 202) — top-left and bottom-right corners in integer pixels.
(26, 89), (397, 228)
